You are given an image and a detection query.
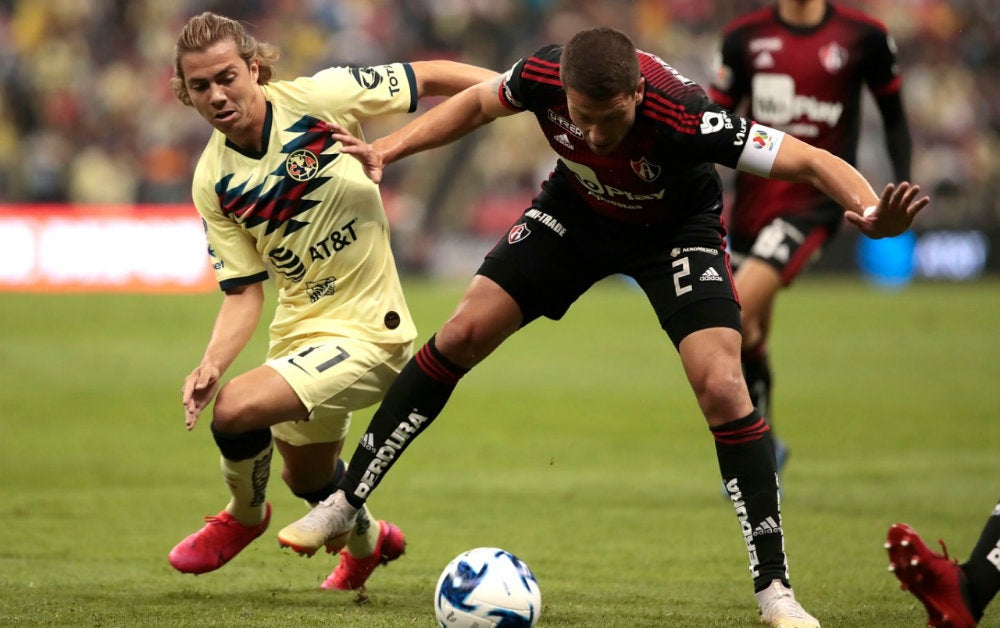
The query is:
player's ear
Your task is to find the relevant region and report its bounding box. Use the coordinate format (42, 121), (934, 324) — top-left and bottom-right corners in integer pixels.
(634, 77), (646, 105)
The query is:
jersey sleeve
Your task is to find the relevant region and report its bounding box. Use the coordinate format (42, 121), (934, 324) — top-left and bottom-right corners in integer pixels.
(669, 90), (756, 170)
(191, 155), (268, 291)
(861, 24), (902, 97)
(688, 96), (787, 177)
(499, 44), (562, 112)
(288, 63), (419, 127)
(708, 29), (748, 110)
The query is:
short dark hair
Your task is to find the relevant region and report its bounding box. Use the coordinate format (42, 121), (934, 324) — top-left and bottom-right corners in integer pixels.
(559, 27), (640, 100)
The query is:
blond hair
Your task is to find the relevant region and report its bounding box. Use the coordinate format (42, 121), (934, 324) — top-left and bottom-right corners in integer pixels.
(170, 12), (279, 106)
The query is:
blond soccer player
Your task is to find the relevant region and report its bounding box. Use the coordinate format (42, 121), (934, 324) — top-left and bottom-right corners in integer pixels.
(166, 12), (495, 590)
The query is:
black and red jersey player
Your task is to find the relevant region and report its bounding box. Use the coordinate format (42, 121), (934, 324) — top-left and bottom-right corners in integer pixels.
(278, 27), (926, 626)
(708, 0), (913, 468)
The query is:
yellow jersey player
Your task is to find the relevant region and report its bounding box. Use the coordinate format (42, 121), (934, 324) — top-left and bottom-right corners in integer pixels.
(166, 12), (495, 590)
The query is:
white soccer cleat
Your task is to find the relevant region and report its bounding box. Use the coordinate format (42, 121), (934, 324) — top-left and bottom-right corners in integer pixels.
(276, 490), (358, 557)
(755, 580), (821, 628)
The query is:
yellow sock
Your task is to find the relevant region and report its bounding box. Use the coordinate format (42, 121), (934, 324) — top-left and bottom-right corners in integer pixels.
(346, 504), (379, 558)
(220, 444), (272, 525)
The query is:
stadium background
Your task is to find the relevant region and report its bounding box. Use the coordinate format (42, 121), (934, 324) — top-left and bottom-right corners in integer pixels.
(0, 0), (997, 289)
(1, 4), (998, 626)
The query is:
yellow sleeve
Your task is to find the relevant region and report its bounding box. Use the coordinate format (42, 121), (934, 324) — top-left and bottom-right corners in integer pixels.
(191, 150), (268, 290)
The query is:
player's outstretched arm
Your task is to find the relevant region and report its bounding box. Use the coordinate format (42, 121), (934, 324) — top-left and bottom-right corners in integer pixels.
(769, 134), (929, 239)
(330, 75), (513, 183)
(182, 282), (265, 430)
(409, 60), (497, 98)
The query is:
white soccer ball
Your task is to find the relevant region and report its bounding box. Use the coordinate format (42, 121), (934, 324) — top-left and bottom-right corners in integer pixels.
(434, 547), (542, 627)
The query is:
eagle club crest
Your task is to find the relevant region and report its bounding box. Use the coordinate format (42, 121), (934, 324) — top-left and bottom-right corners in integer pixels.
(630, 157), (661, 183)
(286, 149), (319, 181)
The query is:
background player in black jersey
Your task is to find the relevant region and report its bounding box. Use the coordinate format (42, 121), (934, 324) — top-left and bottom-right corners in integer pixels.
(276, 27), (927, 627)
(709, 0), (912, 473)
(886, 501), (1000, 628)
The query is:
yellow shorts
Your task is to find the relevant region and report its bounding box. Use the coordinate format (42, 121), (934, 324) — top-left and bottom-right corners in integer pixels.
(265, 335), (413, 446)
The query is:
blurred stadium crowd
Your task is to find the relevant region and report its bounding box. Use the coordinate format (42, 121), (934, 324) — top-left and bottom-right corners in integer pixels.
(1, 0), (997, 248)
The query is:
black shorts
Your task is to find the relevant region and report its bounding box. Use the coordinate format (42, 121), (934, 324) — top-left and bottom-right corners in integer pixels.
(729, 212), (841, 285)
(476, 174), (741, 347)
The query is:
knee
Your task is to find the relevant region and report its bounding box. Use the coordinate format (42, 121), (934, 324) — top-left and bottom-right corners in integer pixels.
(691, 363), (749, 421)
(435, 317), (486, 365)
(692, 365), (744, 401)
(211, 384), (252, 433)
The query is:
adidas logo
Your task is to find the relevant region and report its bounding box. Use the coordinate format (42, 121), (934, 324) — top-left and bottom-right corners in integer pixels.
(700, 267), (723, 282)
(753, 516), (781, 536)
(554, 133), (574, 149)
(360, 432), (376, 453)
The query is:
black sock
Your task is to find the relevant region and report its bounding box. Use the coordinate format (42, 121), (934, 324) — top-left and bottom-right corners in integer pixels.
(742, 346), (773, 424)
(340, 335), (468, 508)
(712, 410), (787, 592)
(210, 423), (272, 461)
(961, 500), (1000, 619)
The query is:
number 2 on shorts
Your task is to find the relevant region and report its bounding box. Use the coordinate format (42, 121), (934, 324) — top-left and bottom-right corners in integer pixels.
(672, 257), (693, 296)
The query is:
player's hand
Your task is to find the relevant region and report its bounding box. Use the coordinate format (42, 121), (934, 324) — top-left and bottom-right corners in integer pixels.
(329, 123), (386, 183)
(844, 182), (929, 239)
(182, 364), (221, 430)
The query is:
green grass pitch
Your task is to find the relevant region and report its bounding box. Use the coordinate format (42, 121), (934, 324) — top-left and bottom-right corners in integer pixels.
(1, 276), (997, 627)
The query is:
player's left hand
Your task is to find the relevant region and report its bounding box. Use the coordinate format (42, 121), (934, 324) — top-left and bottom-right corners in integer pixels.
(329, 123), (386, 183)
(844, 182), (929, 239)
(182, 364), (221, 430)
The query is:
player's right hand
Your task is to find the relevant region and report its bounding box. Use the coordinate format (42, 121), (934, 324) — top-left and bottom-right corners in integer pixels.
(329, 123), (385, 183)
(182, 364), (221, 430)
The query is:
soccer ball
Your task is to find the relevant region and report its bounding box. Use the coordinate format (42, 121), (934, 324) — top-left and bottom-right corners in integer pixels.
(434, 547), (542, 627)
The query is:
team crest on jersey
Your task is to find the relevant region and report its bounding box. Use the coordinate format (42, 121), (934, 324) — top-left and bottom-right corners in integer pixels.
(630, 157), (661, 183)
(350, 67), (383, 89)
(508, 222), (531, 244)
(286, 149), (320, 181)
(819, 42), (848, 74)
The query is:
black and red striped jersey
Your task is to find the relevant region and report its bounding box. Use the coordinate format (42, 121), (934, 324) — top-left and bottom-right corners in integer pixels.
(709, 2), (902, 235)
(500, 44), (755, 225)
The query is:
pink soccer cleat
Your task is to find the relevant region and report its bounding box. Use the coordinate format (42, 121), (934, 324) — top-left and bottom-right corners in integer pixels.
(321, 520), (406, 590)
(886, 522), (978, 628)
(169, 503), (271, 574)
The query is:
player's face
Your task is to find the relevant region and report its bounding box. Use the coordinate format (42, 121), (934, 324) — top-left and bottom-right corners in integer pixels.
(180, 39), (264, 149)
(565, 80), (644, 155)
